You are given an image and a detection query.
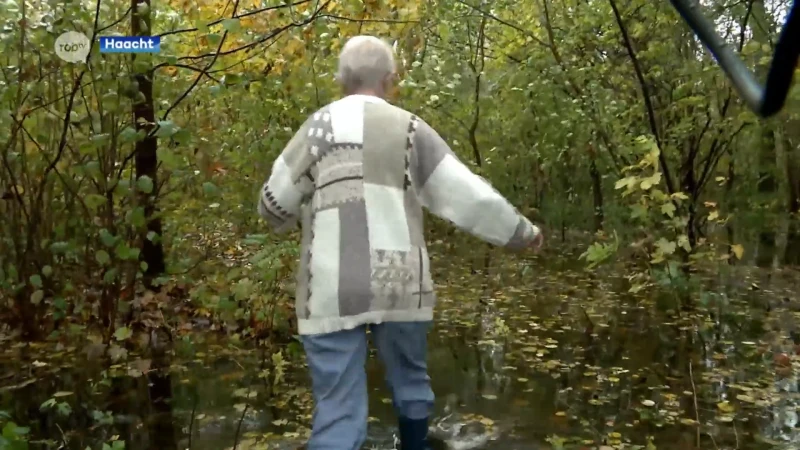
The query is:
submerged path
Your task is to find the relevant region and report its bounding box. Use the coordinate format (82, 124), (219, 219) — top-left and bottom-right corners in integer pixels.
(1, 242), (799, 449)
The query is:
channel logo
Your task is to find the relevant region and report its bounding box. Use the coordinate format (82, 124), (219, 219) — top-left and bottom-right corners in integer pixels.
(99, 36), (161, 53)
(55, 31), (91, 62)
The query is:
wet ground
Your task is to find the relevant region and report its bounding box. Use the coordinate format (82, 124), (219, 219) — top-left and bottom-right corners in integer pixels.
(1, 241), (800, 450)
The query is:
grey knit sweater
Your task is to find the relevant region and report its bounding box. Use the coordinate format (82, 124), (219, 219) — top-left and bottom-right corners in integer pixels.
(258, 94), (540, 335)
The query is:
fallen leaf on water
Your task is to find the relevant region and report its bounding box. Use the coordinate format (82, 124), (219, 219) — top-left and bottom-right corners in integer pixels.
(717, 401), (735, 413)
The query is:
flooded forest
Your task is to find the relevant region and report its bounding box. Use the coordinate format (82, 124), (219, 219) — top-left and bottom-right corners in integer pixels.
(1, 0), (799, 449)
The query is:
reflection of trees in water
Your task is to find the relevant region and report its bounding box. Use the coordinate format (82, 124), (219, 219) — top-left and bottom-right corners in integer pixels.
(147, 361), (178, 450)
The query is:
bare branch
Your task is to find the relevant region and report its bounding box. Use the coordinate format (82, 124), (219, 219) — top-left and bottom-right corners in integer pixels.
(452, 0), (552, 49)
(159, 1), (329, 124)
(99, 6), (133, 32)
(608, 0), (676, 195)
(160, 0), (248, 122)
(157, 0), (310, 38)
(37, 0), (104, 206)
(318, 14), (418, 24)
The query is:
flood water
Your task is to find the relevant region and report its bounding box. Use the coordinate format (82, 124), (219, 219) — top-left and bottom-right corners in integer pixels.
(1, 240), (799, 450)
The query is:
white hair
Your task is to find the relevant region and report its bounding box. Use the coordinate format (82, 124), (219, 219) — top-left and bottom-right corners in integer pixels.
(336, 35), (396, 93)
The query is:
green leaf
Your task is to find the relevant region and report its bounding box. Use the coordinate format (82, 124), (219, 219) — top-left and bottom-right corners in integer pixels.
(30, 290), (44, 305)
(438, 22), (451, 42)
(639, 172), (662, 190)
(90, 133), (111, 147)
(119, 127), (141, 143)
(136, 175), (154, 194)
(630, 203), (648, 220)
(95, 250), (111, 266)
(655, 238), (676, 256)
(154, 120), (179, 138)
(206, 33), (222, 46)
(101, 92), (119, 111)
(113, 326), (132, 341)
(42, 265), (53, 277)
(224, 73), (242, 86)
(129, 207), (146, 228)
(103, 268), (119, 284)
(660, 202), (676, 218)
(115, 242), (140, 261)
(99, 228), (117, 247)
(221, 18), (241, 32)
(56, 402), (72, 417)
(677, 234), (691, 252)
(202, 181), (220, 196)
(614, 176), (636, 190)
(114, 180), (131, 195)
(29, 274), (42, 288)
(50, 242), (70, 254)
(85, 194), (106, 211)
(39, 398), (56, 411)
(172, 128), (191, 144)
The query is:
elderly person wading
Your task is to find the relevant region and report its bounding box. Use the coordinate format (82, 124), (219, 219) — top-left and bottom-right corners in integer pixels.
(257, 35), (544, 450)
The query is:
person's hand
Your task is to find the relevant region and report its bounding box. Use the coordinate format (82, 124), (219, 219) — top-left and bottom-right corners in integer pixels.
(530, 230), (544, 252)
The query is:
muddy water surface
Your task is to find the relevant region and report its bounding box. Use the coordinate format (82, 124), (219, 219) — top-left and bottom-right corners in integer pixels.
(2, 242), (799, 450)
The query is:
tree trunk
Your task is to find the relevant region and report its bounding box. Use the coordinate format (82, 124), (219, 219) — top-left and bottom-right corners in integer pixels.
(752, 0), (779, 264)
(132, 0), (166, 287)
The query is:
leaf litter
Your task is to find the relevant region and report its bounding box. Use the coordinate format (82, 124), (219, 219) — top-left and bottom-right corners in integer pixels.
(1, 242), (799, 449)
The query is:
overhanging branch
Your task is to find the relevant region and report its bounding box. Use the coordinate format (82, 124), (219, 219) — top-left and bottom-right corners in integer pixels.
(608, 0), (677, 195)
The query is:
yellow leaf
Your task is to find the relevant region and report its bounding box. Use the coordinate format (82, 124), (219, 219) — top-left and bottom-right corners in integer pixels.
(731, 244), (744, 260)
(671, 191), (689, 200)
(708, 210), (719, 221)
(717, 401), (734, 413)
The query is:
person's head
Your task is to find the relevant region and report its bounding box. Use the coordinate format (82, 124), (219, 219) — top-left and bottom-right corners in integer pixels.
(336, 35), (397, 99)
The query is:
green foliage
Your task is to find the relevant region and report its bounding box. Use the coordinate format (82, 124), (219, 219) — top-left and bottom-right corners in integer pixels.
(0, 420), (29, 450)
(0, 0), (797, 339)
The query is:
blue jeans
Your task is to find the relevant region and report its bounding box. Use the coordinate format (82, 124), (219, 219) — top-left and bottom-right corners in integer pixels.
(301, 321), (435, 450)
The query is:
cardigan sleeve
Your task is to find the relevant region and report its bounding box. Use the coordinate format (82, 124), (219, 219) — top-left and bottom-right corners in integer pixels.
(409, 118), (540, 250)
(258, 119), (316, 234)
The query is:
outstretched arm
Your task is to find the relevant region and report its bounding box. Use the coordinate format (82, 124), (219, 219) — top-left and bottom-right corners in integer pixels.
(410, 118), (541, 250)
(258, 121), (315, 234)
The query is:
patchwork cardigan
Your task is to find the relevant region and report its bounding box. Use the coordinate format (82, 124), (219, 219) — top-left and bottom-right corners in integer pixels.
(258, 94), (540, 335)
